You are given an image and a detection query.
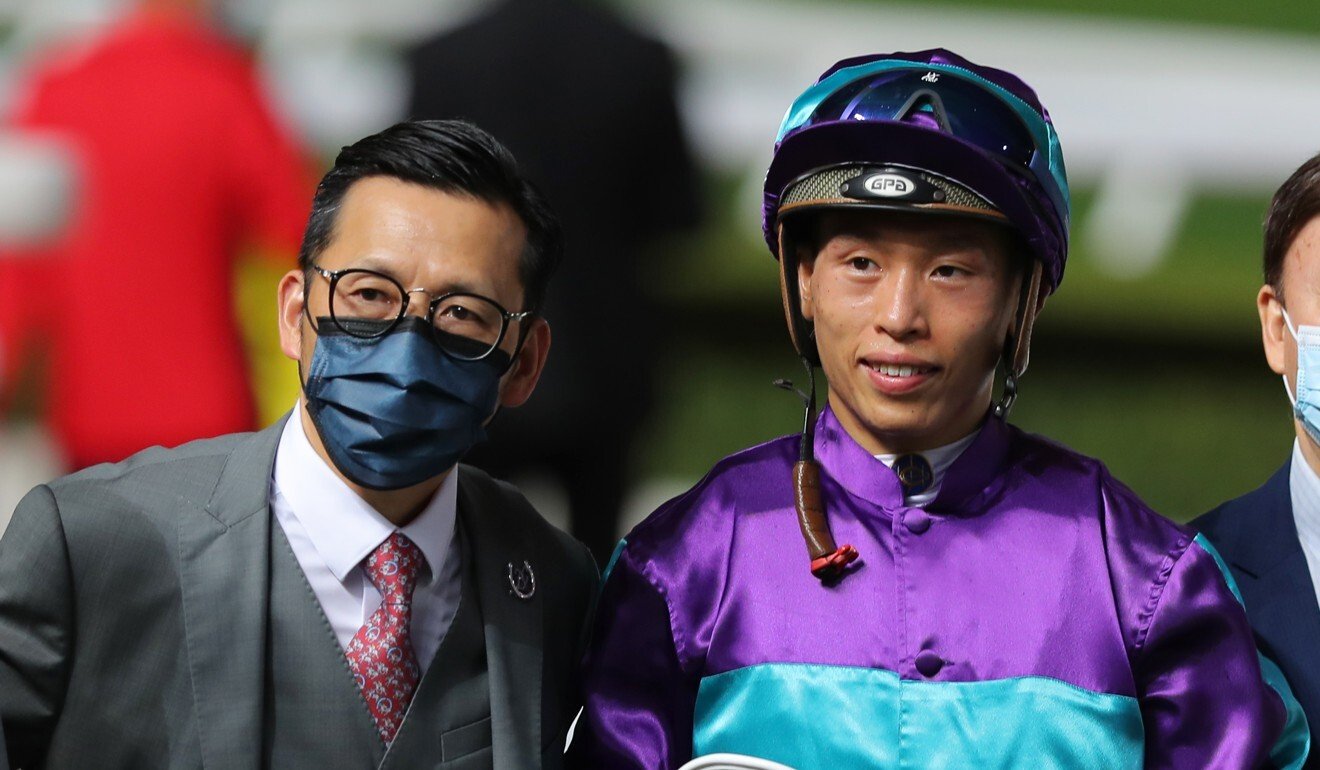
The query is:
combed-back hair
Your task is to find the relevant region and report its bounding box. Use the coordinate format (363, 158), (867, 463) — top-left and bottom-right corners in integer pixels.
(1265, 153), (1320, 300)
(298, 119), (563, 313)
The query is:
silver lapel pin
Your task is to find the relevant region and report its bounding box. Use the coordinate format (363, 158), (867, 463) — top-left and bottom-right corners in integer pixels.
(507, 560), (535, 600)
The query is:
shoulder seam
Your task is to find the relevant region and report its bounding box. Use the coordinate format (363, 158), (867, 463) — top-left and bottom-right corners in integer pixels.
(1133, 534), (1195, 652)
(626, 543), (695, 674)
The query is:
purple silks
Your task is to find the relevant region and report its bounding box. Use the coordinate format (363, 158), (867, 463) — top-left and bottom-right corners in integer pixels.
(570, 407), (1294, 769)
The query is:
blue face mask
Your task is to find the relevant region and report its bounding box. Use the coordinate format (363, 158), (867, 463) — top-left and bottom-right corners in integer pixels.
(1283, 308), (1320, 446)
(303, 316), (510, 490)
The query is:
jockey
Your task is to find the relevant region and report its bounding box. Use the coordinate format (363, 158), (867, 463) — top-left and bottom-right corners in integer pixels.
(570, 49), (1308, 769)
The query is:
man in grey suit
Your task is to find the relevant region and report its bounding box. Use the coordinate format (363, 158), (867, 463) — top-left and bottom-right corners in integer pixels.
(0, 120), (598, 769)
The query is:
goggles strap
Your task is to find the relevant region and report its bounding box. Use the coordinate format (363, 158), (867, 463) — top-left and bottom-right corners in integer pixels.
(894, 89), (953, 133)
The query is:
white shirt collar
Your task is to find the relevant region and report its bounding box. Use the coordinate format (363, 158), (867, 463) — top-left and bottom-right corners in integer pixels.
(1288, 440), (1320, 585)
(875, 429), (981, 506)
(272, 406), (459, 584)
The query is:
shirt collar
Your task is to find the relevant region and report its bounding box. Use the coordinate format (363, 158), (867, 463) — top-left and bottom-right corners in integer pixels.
(272, 405), (459, 584)
(813, 404), (1011, 512)
(875, 430), (980, 506)
(1289, 439), (1320, 546)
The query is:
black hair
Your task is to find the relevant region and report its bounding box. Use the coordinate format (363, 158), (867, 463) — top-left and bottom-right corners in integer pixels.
(297, 119), (563, 313)
(1265, 152), (1320, 302)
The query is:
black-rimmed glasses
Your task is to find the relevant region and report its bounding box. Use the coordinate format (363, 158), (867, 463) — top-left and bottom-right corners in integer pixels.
(310, 265), (530, 362)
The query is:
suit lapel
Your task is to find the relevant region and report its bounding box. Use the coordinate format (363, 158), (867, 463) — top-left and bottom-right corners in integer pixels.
(1245, 556), (1320, 731)
(178, 418), (287, 770)
(1225, 463), (1320, 719)
(458, 468), (543, 770)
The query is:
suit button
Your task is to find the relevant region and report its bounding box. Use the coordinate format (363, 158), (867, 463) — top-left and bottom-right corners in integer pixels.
(915, 649), (944, 678)
(905, 510), (932, 535)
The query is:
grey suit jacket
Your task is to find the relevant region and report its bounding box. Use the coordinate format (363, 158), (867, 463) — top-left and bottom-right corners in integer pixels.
(0, 418), (598, 769)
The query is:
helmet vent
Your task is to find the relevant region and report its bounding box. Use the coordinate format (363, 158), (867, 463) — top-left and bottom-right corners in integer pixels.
(779, 165), (997, 216)
(924, 172), (995, 210)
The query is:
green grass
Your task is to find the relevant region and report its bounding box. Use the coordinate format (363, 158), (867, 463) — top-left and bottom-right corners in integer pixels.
(835, 0), (1320, 38)
(1046, 191), (1270, 345)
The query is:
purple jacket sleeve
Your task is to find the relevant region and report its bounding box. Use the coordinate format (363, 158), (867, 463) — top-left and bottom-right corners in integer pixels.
(567, 545), (698, 769)
(1135, 537), (1296, 769)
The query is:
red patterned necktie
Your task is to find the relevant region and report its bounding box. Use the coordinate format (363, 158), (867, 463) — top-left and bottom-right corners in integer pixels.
(344, 531), (425, 744)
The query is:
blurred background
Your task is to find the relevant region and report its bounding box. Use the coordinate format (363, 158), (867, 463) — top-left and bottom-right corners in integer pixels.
(0, 0), (1315, 547)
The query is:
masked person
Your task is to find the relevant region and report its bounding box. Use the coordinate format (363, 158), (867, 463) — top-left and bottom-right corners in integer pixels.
(0, 120), (597, 769)
(1196, 153), (1320, 768)
(569, 50), (1308, 769)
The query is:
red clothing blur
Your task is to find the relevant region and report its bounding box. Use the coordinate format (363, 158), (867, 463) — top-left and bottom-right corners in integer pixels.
(1, 12), (311, 467)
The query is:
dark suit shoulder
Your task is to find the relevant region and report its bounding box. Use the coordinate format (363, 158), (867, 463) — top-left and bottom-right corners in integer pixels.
(1192, 461), (1290, 546)
(1193, 498), (1234, 542)
(1193, 484), (1259, 537)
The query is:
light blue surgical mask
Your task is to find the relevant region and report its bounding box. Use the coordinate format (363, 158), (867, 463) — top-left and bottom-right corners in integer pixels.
(1282, 307), (1320, 446)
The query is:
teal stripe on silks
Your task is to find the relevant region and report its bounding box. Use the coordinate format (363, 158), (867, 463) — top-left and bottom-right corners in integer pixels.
(1194, 533), (1247, 604)
(601, 538), (627, 585)
(1193, 533), (1311, 769)
(693, 663), (1143, 769)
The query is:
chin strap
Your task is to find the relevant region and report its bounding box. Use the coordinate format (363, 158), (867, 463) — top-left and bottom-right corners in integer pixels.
(993, 260), (1043, 419)
(774, 358), (859, 583)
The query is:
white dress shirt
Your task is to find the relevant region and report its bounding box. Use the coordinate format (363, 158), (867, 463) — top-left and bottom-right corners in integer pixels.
(1287, 439), (1320, 603)
(876, 430), (980, 507)
(270, 408), (462, 674)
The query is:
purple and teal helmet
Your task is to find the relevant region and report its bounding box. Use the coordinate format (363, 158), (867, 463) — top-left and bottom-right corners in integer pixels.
(764, 49), (1070, 393)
